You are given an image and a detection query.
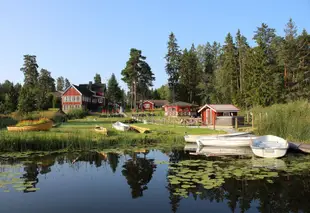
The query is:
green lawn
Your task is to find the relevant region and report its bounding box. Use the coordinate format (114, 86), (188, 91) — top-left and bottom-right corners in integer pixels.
(0, 116), (224, 152)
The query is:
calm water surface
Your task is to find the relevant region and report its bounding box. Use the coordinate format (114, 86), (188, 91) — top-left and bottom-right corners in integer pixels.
(0, 149), (310, 213)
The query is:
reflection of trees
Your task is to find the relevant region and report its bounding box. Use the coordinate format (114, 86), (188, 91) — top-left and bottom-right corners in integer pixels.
(22, 162), (39, 192)
(107, 153), (119, 173)
(122, 153), (156, 199)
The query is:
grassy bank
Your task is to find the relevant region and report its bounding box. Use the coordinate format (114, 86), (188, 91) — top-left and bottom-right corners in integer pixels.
(0, 116), (224, 152)
(252, 101), (310, 142)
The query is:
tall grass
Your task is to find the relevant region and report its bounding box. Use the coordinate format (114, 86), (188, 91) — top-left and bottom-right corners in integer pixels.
(252, 100), (310, 142)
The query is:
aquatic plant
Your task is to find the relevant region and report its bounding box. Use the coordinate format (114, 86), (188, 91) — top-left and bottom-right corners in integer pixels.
(166, 155), (310, 198)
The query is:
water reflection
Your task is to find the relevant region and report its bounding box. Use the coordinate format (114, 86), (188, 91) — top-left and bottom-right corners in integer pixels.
(122, 150), (156, 198)
(1, 149), (310, 213)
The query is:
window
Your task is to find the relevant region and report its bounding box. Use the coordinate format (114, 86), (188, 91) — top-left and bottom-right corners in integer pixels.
(76, 96), (80, 102)
(223, 112), (230, 116)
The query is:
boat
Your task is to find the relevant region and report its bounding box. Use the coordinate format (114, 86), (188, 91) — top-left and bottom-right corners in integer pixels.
(184, 132), (254, 143)
(191, 146), (253, 157)
(130, 125), (150, 133)
(112, 121), (130, 131)
(250, 135), (289, 158)
(7, 121), (53, 132)
(184, 143), (199, 152)
(94, 126), (108, 135)
(197, 136), (256, 148)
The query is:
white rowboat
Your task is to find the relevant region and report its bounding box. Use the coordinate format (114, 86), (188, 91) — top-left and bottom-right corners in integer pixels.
(197, 136), (257, 148)
(112, 121), (130, 131)
(250, 135), (288, 158)
(184, 132), (254, 143)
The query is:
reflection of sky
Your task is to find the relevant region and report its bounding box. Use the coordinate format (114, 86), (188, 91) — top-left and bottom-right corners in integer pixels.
(0, 151), (266, 213)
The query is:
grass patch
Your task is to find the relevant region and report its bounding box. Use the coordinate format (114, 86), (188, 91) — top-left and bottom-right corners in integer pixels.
(0, 116), (223, 152)
(251, 100), (310, 143)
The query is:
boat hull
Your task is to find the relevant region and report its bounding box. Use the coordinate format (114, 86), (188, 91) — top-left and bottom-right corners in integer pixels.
(250, 135), (288, 158)
(197, 137), (254, 147)
(7, 121), (53, 132)
(184, 132), (254, 143)
(112, 122), (130, 131)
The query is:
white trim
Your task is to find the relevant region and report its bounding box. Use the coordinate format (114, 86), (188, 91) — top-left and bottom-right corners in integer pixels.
(61, 84), (82, 96)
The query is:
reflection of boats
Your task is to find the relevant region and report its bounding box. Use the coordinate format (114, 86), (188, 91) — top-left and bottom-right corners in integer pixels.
(130, 125), (150, 133)
(250, 135), (288, 158)
(192, 146), (253, 157)
(251, 158), (287, 170)
(112, 122), (130, 131)
(197, 136), (256, 148)
(95, 126), (108, 135)
(184, 132), (255, 143)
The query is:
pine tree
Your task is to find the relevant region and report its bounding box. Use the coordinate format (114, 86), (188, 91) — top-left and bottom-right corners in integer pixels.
(18, 55), (39, 112)
(121, 48), (154, 109)
(295, 29), (310, 99)
(235, 30), (250, 106)
(3, 82), (18, 113)
(56, 77), (65, 91)
(107, 73), (122, 103)
(37, 69), (55, 110)
(94, 73), (102, 84)
(165, 32), (182, 102)
(215, 33), (238, 104)
(179, 44), (202, 104)
(157, 84), (170, 100)
(64, 78), (71, 90)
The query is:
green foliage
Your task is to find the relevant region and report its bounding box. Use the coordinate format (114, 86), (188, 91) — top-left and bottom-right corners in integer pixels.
(37, 69), (55, 110)
(66, 109), (88, 120)
(94, 73), (102, 84)
(56, 76), (64, 91)
(107, 73), (122, 103)
(179, 45), (202, 104)
(252, 101), (310, 142)
(18, 86), (37, 113)
(64, 78), (70, 90)
(0, 116), (17, 129)
(121, 48), (155, 108)
(165, 32), (182, 102)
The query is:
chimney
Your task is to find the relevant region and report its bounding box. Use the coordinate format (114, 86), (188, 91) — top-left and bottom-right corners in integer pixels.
(88, 81), (92, 90)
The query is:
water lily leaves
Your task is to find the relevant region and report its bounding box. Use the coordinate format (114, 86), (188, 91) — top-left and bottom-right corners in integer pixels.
(181, 184), (191, 189)
(25, 188), (40, 192)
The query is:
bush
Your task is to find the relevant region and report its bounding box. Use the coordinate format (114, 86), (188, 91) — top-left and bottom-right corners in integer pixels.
(0, 115), (17, 129)
(67, 109), (88, 120)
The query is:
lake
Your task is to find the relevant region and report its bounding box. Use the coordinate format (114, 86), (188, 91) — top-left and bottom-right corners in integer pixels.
(1, 148), (310, 213)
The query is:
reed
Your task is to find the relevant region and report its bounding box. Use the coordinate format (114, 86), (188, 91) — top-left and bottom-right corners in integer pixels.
(251, 100), (310, 142)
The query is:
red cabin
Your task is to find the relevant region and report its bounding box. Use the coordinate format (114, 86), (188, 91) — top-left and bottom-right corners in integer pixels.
(164, 101), (198, 117)
(198, 104), (240, 125)
(142, 100), (168, 111)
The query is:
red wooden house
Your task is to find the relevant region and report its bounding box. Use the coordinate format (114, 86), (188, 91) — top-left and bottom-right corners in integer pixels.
(142, 100), (168, 111)
(164, 101), (198, 116)
(61, 81), (106, 112)
(198, 104), (240, 125)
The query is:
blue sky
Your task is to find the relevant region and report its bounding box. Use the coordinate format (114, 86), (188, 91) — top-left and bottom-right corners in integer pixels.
(0, 0), (309, 90)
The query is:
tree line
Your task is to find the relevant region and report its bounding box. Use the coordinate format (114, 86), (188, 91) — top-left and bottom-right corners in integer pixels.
(0, 55), (125, 114)
(160, 19), (310, 108)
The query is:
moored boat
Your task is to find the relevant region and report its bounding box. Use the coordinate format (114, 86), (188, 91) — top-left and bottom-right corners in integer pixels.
(112, 121), (130, 131)
(184, 132), (254, 143)
(250, 135), (288, 158)
(130, 125), (150, 133)
(197, 136), (256, 148)
(192, 146), (253, 157)
(94, 126), (108, 135)
(7, 120), (53, 132)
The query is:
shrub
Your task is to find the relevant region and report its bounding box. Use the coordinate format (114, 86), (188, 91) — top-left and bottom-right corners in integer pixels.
(0, 115), (17, 129)
(67, 109), (88, 120)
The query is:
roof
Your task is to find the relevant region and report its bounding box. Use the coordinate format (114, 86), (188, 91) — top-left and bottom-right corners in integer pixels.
(198, 104), (240, 113)
(143, 100), (169, 106)
(164, 101), (198, 107)
(75, 85), (94, 96)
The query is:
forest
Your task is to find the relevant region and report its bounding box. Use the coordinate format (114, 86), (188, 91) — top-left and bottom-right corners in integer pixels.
(0, 18), (309, 114)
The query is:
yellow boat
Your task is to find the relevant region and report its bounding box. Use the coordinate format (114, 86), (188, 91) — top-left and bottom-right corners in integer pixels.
(130, 125), (150, 133)
(7, 121), (53, 132)
(94, 126), (108, 135)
